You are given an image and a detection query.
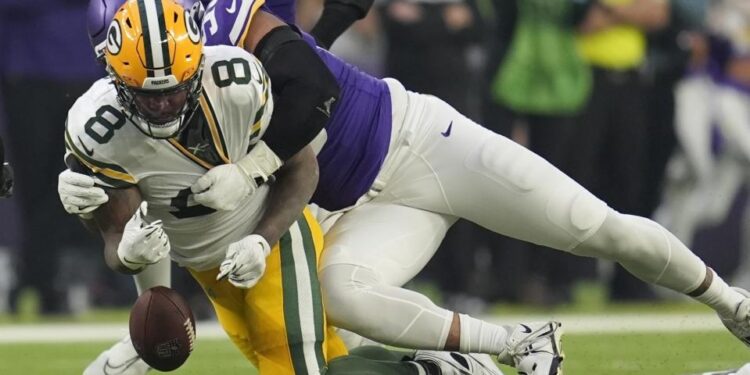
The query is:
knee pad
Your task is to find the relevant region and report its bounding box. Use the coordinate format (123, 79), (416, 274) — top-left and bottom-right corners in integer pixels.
(320, 264), (381, 331)
(572, 210), (653, 260)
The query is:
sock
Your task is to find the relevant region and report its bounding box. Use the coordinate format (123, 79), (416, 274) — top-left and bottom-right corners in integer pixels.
(458, 313), (509, 355)
(692, 267), (745, 317)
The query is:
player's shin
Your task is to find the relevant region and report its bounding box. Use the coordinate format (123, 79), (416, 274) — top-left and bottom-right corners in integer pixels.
(573, 210), (745, 316)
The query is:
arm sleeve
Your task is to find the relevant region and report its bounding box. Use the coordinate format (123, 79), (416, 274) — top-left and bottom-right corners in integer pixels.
(255, 26), (340, 161)
(310, 0), (375, 48)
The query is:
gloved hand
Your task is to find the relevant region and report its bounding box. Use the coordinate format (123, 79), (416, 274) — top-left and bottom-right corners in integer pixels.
(191, 163), (257, 211)
(191, 141), (282, 211)
(58, 169), (109, 219)
(216, 234), (271, 288)
(117, 202), (170, 271)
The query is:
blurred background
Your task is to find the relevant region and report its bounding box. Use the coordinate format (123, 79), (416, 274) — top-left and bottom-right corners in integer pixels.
(0, 0), (749, 333)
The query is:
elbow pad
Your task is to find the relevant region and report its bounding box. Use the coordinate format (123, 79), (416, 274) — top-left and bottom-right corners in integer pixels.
(256, 26), (340, 161)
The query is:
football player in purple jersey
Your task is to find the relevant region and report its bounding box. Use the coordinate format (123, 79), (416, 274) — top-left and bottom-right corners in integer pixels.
(63, 0), (750, 374)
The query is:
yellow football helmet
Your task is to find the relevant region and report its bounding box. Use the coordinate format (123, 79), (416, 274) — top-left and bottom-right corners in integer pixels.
(105, 0), (204, 138)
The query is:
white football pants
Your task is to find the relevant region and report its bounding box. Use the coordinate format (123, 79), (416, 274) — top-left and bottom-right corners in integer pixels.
(319, 79), (709, 350)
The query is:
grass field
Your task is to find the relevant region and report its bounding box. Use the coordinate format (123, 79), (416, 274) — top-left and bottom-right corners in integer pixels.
(0, 331), (747, 374)
(1, 286), (749, 374)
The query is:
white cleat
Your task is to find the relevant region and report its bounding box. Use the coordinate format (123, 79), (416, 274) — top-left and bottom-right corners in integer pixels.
(413, 350), (504, 375)
(719, 287), (750, 348)
(83, 335), (150, 375)
(498, 321), (563, 375)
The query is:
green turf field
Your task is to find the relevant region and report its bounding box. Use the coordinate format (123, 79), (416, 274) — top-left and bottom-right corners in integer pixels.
(0, 331), (747, 375)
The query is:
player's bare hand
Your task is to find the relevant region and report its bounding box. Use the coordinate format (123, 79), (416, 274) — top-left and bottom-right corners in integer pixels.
(58, 169), (109, 218)
(216, 234), (270, 289)
(117, 202), (170, 271)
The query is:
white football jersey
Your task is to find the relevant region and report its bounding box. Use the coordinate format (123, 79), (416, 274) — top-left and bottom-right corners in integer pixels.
(65, 45), (274, 271)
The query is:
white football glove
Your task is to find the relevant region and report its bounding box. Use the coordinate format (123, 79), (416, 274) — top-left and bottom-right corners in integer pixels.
(117, 202), (170, 271)
(191, 141), (282, 211)
(216, 234), (271, 289)
(191, 164), (256, 211)
(58, 169), (109, 219)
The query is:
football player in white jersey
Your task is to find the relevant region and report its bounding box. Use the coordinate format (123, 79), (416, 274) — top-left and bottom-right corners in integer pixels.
(64, 0), (750, 374)
(66, 1), (498, 374)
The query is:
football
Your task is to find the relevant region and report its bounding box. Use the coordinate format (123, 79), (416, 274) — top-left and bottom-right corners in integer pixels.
(129, 286), (196, 372)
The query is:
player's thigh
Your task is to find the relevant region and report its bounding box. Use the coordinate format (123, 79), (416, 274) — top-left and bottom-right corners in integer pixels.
(245, 210), (347, 374)
(189, 267), (258, 364)
(320, 202), (455, 287)
(385, 94), (608, 252)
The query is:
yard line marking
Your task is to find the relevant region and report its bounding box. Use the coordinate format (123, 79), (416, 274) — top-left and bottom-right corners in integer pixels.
(0, 313), (725, 343)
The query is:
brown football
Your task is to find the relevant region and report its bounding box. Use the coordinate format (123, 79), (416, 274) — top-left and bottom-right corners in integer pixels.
(129, 286), (196, 372)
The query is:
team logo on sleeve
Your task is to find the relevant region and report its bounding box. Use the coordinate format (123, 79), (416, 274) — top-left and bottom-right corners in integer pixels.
(185, 10), (202, 44)
(106, 19), (122, 55)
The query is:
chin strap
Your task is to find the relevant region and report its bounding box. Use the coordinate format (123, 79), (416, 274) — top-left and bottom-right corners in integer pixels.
(236, 141), (284, 186)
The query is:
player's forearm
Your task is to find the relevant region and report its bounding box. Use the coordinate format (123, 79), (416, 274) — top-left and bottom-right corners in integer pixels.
(102, 231), (140, 274)
(93, 187), (143, 274)
(252, 146), (319, 246)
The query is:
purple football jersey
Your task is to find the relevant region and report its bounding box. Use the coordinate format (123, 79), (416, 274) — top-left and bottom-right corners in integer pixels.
(202, 0), (393, 210)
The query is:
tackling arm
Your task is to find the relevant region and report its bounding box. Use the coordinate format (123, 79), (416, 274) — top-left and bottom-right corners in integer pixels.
(243, 11), (340, 162)
(252, 145), (319, 246)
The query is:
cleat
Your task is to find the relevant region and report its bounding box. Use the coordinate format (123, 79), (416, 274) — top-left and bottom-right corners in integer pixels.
(498, 321), (563, 375)
(719, 288), (750, 349)
(413, 350), (504, 375)
(83, 335), (150, 375)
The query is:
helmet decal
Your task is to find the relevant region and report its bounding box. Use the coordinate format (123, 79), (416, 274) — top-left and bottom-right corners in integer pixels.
(106, 19), (123, 55)
(136, 0), (172, 77)
(185, 10), (201, 44)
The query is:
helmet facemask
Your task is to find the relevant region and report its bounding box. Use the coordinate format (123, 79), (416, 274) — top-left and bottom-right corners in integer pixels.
(109, 57), (204, 139)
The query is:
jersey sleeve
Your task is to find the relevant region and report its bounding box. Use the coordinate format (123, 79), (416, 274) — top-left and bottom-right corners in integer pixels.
(202, 0), (267, 47)
(243, 53), (273, 147)
(64, 102), (138, 189)
(204, 46), (274, 159)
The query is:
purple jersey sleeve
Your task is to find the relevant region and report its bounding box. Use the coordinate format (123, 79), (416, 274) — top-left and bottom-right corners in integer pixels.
(263, 0), (296, 25)
(202, 0), (266, 47)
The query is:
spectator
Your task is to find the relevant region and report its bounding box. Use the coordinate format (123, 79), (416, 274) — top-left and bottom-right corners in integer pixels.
(481, 0), (595, 305)
(379, 0), (488, 307)
(572, 0), (670, 301)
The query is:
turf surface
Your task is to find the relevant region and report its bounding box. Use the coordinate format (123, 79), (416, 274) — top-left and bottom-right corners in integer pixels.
(0, 331), (748, 374)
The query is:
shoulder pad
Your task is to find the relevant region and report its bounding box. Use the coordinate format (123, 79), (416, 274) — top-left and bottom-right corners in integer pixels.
(65, 80), (138, 188)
